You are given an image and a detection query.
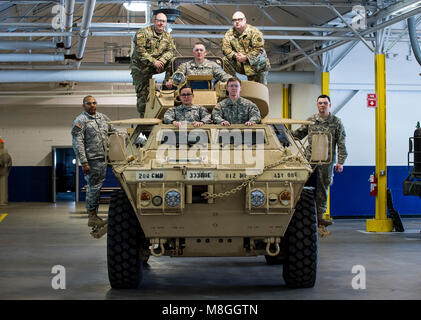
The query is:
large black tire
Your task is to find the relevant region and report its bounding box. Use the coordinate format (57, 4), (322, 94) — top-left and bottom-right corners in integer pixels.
(107, 189), (146, 289)
(282, 187), (318, 288)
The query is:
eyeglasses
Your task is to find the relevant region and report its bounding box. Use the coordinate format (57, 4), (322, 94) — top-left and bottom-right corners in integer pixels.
(85, 101), (97, 106)
(232, 18), (244, 22)
(180, 93), (193, 97)
(193, 48), (205, 52)
(317, 101), (329, 105)
(155, 19), (167, 23)
(227, 84), (240, 88)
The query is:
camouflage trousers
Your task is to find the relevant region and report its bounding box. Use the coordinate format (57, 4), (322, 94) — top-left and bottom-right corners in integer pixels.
(314, 164), (334, 216)
(130, 62), (172, 117)
(84, 159), (106, 212)
(222, 56), (268, 85)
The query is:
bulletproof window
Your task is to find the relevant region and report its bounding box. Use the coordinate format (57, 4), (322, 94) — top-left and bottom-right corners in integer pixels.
(159, 129), (209, 147)
(217, 129), (266, 146)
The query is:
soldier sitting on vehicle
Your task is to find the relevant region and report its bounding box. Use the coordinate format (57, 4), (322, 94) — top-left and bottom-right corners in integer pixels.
(165, 42), (231, 89)
(163, 85), (212, 128)
(212, 77), (261, 126)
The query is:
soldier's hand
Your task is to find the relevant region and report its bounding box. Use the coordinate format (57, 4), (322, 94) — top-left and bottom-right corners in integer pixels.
(245, 121), (254, 126)
(165, 80), (173, 89)
(82, 163), (91, 174)
(235, 53), (248, 63)
(193, 121), (204, 127)
(154, 60), (164, 73)
(221, 121), (231, 126)
(172, 121), (181, 128)
(334, 163), (344, 173)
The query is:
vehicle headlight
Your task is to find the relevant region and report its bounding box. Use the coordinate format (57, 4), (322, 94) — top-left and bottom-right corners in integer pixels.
(140, 191), (151, 207)
(173, 72), (185, 85)
(250, 189), (265, 207)
(165, 190), (181, 207)
(152, 195), (163, 206)
(279, 191), (291, 206)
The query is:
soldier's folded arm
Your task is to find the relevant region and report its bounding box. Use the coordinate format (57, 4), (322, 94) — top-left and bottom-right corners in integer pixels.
(222, 37), (236, 60)
(247, 32), (265, 63)
(135, 32), (156, 65)
(158, 40), (176, 65)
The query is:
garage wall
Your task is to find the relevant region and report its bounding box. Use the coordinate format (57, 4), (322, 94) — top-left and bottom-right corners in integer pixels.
(327, 41), (421, 216)
(0, 103), (138, 201)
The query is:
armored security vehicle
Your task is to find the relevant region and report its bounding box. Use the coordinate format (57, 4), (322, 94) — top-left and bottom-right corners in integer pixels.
(105, 60), (328, 289)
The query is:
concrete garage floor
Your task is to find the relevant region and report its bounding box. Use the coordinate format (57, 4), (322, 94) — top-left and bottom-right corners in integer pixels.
(0, 202), (421, 300)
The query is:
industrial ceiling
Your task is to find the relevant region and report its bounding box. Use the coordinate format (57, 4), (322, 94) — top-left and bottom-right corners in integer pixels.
(0, 0), (420, 82)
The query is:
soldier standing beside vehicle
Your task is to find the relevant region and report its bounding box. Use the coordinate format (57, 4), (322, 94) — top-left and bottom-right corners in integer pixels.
(164, 86), (211, 127)
(71, 96), (115, 228)
(130, 12), (176, 117)
(165, 42), (231, 89)
(291, 94), (348, 231)
(212, 77), (261, 126)
(0, 138), (12, 206)
(222, 11), (270, 85)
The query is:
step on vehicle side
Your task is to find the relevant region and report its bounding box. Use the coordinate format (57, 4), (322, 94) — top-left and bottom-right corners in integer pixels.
(106, 67), (329, 289)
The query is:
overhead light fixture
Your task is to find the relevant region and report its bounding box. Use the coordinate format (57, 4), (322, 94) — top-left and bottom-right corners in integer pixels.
(123, 1), (147, 12)
(391, 0), (421, 16)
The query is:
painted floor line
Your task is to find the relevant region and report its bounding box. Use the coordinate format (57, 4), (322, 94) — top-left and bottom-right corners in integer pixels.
(0, 213), (8, 223)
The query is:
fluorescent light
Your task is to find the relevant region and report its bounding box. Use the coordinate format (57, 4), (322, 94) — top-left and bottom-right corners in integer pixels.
(391, 1), (421, 16)
(123, 1), (147, 12)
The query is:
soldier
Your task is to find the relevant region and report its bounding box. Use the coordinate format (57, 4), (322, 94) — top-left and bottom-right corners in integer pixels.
(71, 96), (116, 228)
(0, 138), (12, 206)
(130, 12), (176, 117)
(164, 86), (211, 127)
(212, 77), (261, 126)
(291, 94), (348, 232)
(165, 42), (231, 89)
(222, 11), (270, 85)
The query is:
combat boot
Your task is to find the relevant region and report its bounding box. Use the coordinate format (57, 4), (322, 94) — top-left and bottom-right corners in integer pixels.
(87, 210), (107, 227)
(318, 213), (333, 227)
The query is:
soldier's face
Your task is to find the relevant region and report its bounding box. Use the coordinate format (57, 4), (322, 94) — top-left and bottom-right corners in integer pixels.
(317, 98), (331, 116)
(154, 14), (167, 34)
(192, 44), (207, 62)
(179, 88), (194, 105)
(83, 97), (97, 115)
(232, 13), (246, 32)
(227, 80), (242, 98)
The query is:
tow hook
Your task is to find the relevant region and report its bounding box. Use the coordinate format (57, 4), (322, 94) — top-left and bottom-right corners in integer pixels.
(264, 237), (281, 256)
(150, 238), (167, 257)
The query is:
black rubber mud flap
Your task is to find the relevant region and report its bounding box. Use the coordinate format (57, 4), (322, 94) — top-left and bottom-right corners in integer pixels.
(387, 189), (405, 232)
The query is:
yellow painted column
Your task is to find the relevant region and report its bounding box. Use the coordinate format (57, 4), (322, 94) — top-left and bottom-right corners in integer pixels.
(282, 84), (290, 127)
(321, 72), (332, 221)
(366, 54), (393, 232)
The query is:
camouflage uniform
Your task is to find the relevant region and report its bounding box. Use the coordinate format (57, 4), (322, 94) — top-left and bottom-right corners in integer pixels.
(71, 111), (115, 212)
(212, 97), (261, 124)
(222, 24), (270, 85)
(171, 59), (231, 83)
(164, 104), (211, 124)
(130, 26), (176, 117)
(292, 113), (347, 218)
